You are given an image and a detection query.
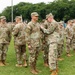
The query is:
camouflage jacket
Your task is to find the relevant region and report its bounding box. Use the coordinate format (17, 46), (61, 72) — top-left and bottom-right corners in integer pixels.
(65, 25), (73, 40)
(58, 26), (65, 44)
(25, 21), (42, 47)
(0, 23), (11, 44)
(72, 24), (75, 39)
(7, 22), (15, 42)
(12, 22), (26, 45)
(41, 20), (60, 44)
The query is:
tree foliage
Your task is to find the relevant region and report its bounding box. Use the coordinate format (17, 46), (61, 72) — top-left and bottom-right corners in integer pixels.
(1, 0), (75, 22)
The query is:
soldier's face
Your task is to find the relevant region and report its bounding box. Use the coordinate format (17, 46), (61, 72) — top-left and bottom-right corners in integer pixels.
(70, 22), (73, 26)
(15, 18), (21, 23)
(47, 17), (53, 22)
(32, 16), (39, 21)
(60, 25), (63, 28)
(1, 19), (6, 24)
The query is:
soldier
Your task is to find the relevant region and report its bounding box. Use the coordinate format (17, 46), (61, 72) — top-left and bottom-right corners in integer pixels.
(0, 16), (11, 66)
(72, 20), (75, 51)
(12, 16), (27, 67)
(65, 20), (73, 57)
(40, 13), (59, 75)
(41, 19), (49, 67)
(42, 31), (49, 67)
(57, 21), (64, 61)
(25, 12), (42, 74)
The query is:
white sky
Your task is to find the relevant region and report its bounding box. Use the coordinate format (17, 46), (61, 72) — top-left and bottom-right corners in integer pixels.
(0, 0), (54, 13)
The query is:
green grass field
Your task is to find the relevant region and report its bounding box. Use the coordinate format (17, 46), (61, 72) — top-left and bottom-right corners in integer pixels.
(0, 38), (75, 75)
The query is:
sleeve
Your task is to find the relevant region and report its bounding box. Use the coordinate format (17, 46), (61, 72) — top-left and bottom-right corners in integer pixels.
(8, 27), (12, 42)
(25, 24), (31, 45)
(7, 24), (12, 42)
(65, 27), (71, 39)
(65, 27), (68, 36)
(12, 25), (19, 36)
(41, 23), (58, 35)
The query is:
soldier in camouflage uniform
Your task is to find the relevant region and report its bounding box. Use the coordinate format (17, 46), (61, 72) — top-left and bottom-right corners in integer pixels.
(12, 16), (27, 67)
(42, 31), (49, 67)
(57, 21), (64, 61)
(0, 16), (11, 66)
(25, 12), (42, 74)
(40, 13), (59, 75)
(39, 20), (48, 67)
(72, 20), (75, 51)
(41, 19), (50, 67)
(65, 20), (73, 57)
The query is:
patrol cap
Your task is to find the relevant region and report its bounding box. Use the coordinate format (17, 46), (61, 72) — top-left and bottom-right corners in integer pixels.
(31, 12), (39, 17)
(59, 21), (63, 26)
(67, 20), (73, 23)
(59, 21), (64, 24)
(15, 16), (22, 20)
(0, 16), (6, 20)
(46, 13), (54, 19)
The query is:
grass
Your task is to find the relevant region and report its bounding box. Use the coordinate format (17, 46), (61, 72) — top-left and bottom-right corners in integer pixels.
(0, 38), (75, 75)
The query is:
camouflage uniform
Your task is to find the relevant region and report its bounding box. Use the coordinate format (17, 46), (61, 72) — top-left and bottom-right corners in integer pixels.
(65, 24), (73, 54)
(12, 22), (27, 65)
(41, 20), (49, 65)
(72, 24), (75, 50)
(57, 22), (64, 58)
(41, 19), (59, 70)
(8, 22), (16, 31)
(7, 22), (15, 43)
(42, 39), (49, 65)
(0, 16), (11, 63)
(25, 21), (42, 70)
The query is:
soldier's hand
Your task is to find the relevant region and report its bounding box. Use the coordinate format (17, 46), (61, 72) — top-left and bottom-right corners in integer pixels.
(28, 45), (31, 49)
(40, 25), (44, 29)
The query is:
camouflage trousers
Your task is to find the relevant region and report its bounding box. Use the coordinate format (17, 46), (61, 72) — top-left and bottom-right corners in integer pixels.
(66, 38), (71, 54)
(42, 43), (49, 63)
(15, 44), (27, 65)
(29, 46), (40, 68)
(57, 44), (63, 58)
(72, 39), (75, 50)
(0, 43), (8, 61)
(48, 43), (58, 70)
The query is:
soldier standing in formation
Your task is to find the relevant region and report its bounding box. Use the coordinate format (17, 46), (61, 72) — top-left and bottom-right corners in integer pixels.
(25, 12), (42, 74)
(65, 20), (73, 57)
(0, 16), (11, 66)
(12, 16), (27, 67)
(41, 17), (49, 67)
(72, 20), (75, 51)
(57, 21), (65, 61)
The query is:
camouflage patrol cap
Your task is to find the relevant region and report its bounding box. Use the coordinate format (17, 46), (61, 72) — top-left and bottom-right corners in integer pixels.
(59, 21), (64, 24)
(46, 13), (54, 19)
(31, 12), (39, 17)
(15, 16), (22, 20)
(0, 16), (6, 19)
(59, 21), (63, 26)
(67, 20), (73, 23)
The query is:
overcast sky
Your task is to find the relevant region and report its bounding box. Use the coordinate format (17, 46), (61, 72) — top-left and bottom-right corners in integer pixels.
(0, 0), (54, 13)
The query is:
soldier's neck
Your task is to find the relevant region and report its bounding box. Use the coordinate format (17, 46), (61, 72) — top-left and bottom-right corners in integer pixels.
(0, 22), (6, 25)
(31, 19), (37, 23)
(17, 21), (22, 24)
